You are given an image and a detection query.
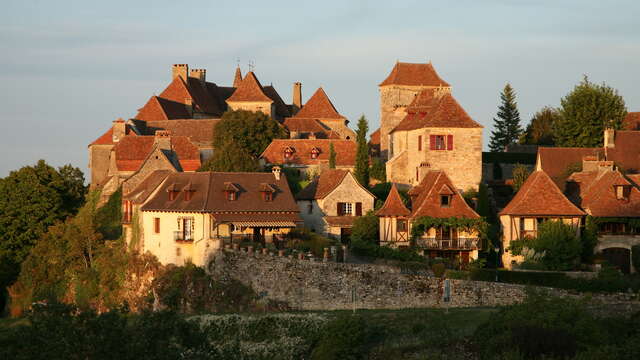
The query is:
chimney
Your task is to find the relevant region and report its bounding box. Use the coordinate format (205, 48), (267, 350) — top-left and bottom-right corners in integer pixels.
(604, 128), (615, 148)
(582, 155), (599, 172)
(272, 166), (282, 181)
(112, 118), (126, 143)
(172, 64), (189, 80)
(189, 68), (206, 85)
(292, 82), (302, 110)
(154, 130), (172, 150)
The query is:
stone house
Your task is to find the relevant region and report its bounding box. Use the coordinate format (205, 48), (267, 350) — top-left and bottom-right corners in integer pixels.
(376, 170), (482, 264)
(295, 170), (375, 242)
(260, 139), (356, 177)
(378, 61), (452, 160)
(499, 170), (585, 269)
(123, 168), (301, 266)
(385, 87), (483, 192)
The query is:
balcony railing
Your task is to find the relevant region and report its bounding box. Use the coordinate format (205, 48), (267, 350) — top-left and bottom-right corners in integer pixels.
(416, 237), (479, 250)
(173, 231), (194, 242)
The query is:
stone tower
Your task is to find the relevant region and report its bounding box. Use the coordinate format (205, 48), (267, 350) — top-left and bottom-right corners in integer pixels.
(378, 61), (451, 159)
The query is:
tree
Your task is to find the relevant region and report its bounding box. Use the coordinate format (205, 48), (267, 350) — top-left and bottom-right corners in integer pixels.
(511, 164), (531, 193)
(554, 76), (627, 147)
(199, 139), (260, 172)
(520, 107), (559, 145)
(350, 211), (379, 245)
(328, 142), (336, 169)
(370, 158), (386, 181)
(489, 83), (523, 152)
(511, 220), (581, 270)
(212, 109), (287, 158)
(354, 116), (370, 187)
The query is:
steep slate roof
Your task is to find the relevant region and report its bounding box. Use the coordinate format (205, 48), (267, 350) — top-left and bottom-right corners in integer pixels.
(113, 136), (201, 172)
(260, 139), (356, 167)
(379, 62), (450, 87)
(226, 71), (273, 103)
(296, 170), (349, 200)
(90, 123), (136, 146)
(376, 184), (410, 217)
(158, 76), (222, 115)
(537, 147), (604, 187)
(623, 112), (640, 130)
(606, 131), (640, 173)
(135, 119), (219, 147)
(293, 88), (344, 119)
(124, 170), (173, 204)
(500, 170), (585, 216)
(263, 85), (291, 118)
(392, 90), (482, 131)
(410, 171), (480, 219)
(135, 96), (191, 121)
(567, 169), (640, 217)
(141, 172), (300, 218)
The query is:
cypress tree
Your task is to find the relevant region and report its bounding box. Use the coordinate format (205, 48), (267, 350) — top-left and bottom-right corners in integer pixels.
(354, 116), (370, 187)
(328, 143), (336, 169)
(489, 83), (523, 152)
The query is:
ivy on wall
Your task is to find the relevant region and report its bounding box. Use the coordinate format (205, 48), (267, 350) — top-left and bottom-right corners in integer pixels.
(410, 216), (488, 240)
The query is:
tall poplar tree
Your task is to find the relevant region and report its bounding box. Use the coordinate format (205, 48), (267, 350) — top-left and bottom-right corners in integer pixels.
(328, 143), (336, 169)
(354, 116), (370, 188)
(489, 83), (523, 152)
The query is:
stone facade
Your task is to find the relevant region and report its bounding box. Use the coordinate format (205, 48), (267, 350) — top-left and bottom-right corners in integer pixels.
(226, 100), (275, 119)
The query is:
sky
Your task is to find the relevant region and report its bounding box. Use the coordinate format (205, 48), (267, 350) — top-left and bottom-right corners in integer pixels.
(1, 0), (639, 179)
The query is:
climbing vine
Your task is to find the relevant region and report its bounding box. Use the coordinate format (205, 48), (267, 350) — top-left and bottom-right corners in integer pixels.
(410, 216), (488, 240)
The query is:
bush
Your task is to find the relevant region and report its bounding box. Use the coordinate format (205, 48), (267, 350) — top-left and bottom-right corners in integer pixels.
(350, 211), (378, 245)
(511, 220), (581, 270)
(288, 229), (338, 257)
(350, 239), (427, 263)
(311, 314), (378, 360)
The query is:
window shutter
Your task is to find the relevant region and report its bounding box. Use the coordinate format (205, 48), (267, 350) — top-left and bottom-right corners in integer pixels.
(355, 202), (362, 216)
(154, 218), (160, 233)
(429, 135), (436, 150)
(447, 135), (453, 150)
(418, 135), (422, 151)
(337, 202), (343, 216)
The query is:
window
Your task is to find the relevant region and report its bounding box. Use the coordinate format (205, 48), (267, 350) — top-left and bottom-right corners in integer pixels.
(418, 135), (422, 151)
(263, 192), (273, 201)
(310, 147), (320, 159)
(355, 202), (362, 216)
(337, 202), (353, 216)
(154, 218), (160, 233)
(182, 218), (193, 241)
(615, 185), (630, 200)
(227, 191), (236, 201)
(440, 195), (451, 207)
(397, 220), (408, 232)
(429, 135), (453, 151)
(435, 135), (446, 150)
(168, 190), (178, 201)
(284, 147), (294, 159)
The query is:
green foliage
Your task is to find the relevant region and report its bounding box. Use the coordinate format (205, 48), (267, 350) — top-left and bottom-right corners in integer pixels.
(370, 182), (409, 209)
(511, 164), (531, 193)
(555, 76), (627, 147)
(492, 161), (503, 180)
(287, 229), (338, 257)
(311, 314), (378, 360)
(281, 167), (309, 195)
(523, 220), (582, 271)
(431, 263), (446, 278)
(520, 106), (559, 145)
(328, 142), (336, 169)
(353, 116), (370, 187)
(350, 211), (379, 245)
(476, 183), (490, 217)
(213, 109), (287, 158)
(350, 239), (427, 263)
(489, 83), (523, 152)
(199, 139), (261, 172)
(95, 187), (122, 240)
(411, 216), (488, 241)
(369, 158), (386, 181)
(582, 216), (599, 263)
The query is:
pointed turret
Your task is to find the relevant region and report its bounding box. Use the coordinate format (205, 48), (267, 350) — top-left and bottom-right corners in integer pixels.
(233, 66), (243, 88)
(376, 184), (410, 217)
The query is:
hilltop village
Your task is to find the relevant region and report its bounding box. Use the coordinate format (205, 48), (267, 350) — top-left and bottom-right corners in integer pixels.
(88, 62), (640, 273)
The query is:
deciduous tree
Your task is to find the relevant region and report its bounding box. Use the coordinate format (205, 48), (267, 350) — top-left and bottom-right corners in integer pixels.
(520, 107), (559, 145)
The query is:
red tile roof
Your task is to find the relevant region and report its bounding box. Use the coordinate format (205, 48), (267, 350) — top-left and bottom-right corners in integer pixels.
(135, 119), (219, 147)
(606, 131), (640, 174)
(376, 184), (410, 217)
(567, 169), (640, 217)
(226, 71), (272, 103)
(324, 216), (357, 227)
(500, 170), (585, 216)
(623, 112), (640, 130)
(233, 66), (243, 88)
(392, 90), (482, 131)
(379, 62), (450, 87)
(410, 171), (480, 219)
(369, 128), (380, 145)
(537, 147), (604, 187)
(293, 88), (344, 119)
(158, 76), (222, 115)
(113, 136), (201, 172)
(89, 124), (136, 146)
(261, 139), (356, 167)
(135, 96), (191, 121)
(124, 170), (173, 204)
(296, 169), (349, 200)
(283, 118), (329, 133)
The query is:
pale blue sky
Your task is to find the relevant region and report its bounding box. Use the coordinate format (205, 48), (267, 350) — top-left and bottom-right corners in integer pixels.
(1, 0), (639, 178)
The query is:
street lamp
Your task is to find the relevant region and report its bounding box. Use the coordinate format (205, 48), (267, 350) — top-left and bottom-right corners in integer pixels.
(494, 246), (500, 282)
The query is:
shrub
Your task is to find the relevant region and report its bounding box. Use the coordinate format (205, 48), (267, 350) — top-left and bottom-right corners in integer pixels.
(350, 239), (426, 263)
(431, 263), (446, 278)
(511, 221), (581, 270)
(350, 211), (378, 245)
(311, 314), (377, 360)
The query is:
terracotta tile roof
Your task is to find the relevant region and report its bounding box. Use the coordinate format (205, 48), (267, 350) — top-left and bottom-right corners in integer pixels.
(567, 169), (640, 217)
(135, 96), (191, 121)
(260, 139), (356, 167)
(293, 88), (344, 119)
(136, 119), (219, 147)
(263, 85), (291, 118)
(623, 112), (640, 130)
(283, 118), (329, 134)
(537, 147), (604, 187)
(141, 172), (300, 216)
(369, 128), (380, 145)
(376, 184), (410, 217)
(123, 170), (173, 204)
(185, 77), (224, 115)
(500, 170), (585, 216)
(410, 171), (481, 219)
(233, 66), (243, 88)
(379, 62), (450, 87)
(392, 91), (482, 131)
(606, 131), (640, 173)
(324, 216), (357, 227)
(113, 135), (201, 172)
(296, 169), (349, 200)
(89, 123), (136, 146)
(226, 71), (273, 103)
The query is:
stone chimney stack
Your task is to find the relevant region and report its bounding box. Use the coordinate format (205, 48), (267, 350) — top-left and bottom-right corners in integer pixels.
(189, 68), (206, 85)
(292, 82), (302, 110)
(111, 118), (126, 143)
(154, 130), (172, 150)
(272, 166), (282, 181)
(172, 64), (189, 81)
(604, 128), (615, 148)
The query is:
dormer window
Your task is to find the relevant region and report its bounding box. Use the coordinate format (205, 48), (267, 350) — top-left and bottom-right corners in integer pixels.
(440, 195), (451, 207)
(310, 147), (320, 159)
(283, 146), (295, 160)
(167, 184), (179, 201)
(183, 182), (195, 201)
(224, 182), (239, 201)
(260, 183), (276, 202)
(615, 185), (631, 200)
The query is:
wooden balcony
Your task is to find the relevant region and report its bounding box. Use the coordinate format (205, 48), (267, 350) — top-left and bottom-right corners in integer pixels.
(416, 237), (479, 250)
